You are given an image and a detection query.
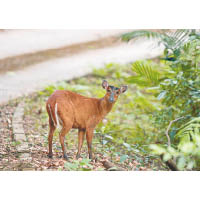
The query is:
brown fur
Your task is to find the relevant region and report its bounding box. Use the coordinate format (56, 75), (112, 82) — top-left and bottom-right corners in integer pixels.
(46, 81), (127, 160)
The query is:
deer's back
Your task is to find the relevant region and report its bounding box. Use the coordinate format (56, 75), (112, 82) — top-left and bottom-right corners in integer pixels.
(47, 90), (101, 129)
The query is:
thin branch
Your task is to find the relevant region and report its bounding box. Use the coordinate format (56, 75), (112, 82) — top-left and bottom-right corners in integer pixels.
(165, 116), (185, 146)
(163, 116), (185, 171)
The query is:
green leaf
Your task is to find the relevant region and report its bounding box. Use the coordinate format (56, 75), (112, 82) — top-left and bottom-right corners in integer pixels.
(120, 155), (129, 163)
(131, 60), (164, 87)
(177, 156), (186, 170)
(104, 135), (113, 140)
(149, 144), (166, 155)
(82, 168), (92, 171)
(121, 29), (191, 51)
(121, 30), (165, 42)
(102, 140), (108, 145)
(163, 152), (172, 162)
(179, 142), (195, 154)
(187, 160), (195, 170)
(157, 91), (166, 100)
(123, 142), (131, 149)
(64, 162), (78, 170)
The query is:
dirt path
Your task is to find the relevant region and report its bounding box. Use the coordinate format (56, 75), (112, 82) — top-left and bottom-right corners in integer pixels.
(0, 40), (163, 104)
(0, 36), (120, 74)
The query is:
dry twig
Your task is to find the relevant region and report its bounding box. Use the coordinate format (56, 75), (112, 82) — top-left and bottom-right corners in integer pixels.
(165, 117), (185, 146)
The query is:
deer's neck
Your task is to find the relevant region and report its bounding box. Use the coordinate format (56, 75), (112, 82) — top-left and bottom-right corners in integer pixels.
(99, 97), (114, 117)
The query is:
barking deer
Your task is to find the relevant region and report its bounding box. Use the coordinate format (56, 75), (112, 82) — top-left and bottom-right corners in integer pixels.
(46, 80), (128, 160)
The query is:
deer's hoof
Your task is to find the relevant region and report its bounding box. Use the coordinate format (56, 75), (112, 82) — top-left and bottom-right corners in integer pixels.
(48, 154), (53, 159)
(76, 154), (81, 159)
(63, 154), (69, 161)
(89, 155), (93, 160)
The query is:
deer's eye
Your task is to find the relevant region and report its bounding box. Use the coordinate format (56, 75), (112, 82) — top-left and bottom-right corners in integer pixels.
(107, 90), (111, 93)
(116, 91), (120, 95)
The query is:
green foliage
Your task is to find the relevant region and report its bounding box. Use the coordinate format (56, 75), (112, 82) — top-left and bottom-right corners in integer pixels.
(175, 117), (200, 149)
(121, 29), (192, 60)
(64, 158), (93, 171)
(157, 39), (200, 122)
(121, 30), (165, 42)
(124, 31), (200, 134)
(126, 60), (170, 87)
(150, 133), (200, 170)
(122, 29), (200, 170)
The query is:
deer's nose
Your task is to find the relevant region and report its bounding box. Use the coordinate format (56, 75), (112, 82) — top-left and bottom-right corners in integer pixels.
(109, 93), (114, 103)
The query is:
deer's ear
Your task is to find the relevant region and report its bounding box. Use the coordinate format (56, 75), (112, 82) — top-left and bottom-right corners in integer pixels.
(120, 85), (128, 93)
(102, 80), (108, 89)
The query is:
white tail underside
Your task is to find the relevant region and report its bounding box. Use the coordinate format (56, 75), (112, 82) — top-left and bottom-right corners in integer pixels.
(48, 103), (63, 128)
(55, 103), (60, 128)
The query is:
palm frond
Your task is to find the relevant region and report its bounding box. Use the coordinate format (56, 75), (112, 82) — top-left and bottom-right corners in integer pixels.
(166, 29), (191, 50)
(121, 29), (192, 53)
(121, 30), (165, 42)
(175, 117), (200, 148)
(128, 61), (162, 87)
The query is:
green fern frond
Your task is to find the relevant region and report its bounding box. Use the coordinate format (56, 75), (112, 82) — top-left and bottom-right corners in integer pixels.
(129, 61), (163, 87)
(175, 117), (200, 149)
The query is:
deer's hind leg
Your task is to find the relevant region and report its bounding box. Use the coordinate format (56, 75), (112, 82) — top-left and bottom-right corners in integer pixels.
(59, 125), (72, 160)
(47, 105), (56, 158)
(55, 102), (74, 160)
(48, 119), (56, 158)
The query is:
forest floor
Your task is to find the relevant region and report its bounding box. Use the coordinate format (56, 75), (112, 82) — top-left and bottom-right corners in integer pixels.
(0, 94), (161, 171)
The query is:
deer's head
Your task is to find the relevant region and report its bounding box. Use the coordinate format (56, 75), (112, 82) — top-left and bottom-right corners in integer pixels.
(102, 80), (128, 103)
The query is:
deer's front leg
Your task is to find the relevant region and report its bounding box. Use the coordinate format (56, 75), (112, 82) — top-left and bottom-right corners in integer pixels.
(76, 129), (86, 159)
(86, 128), (94, 160)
